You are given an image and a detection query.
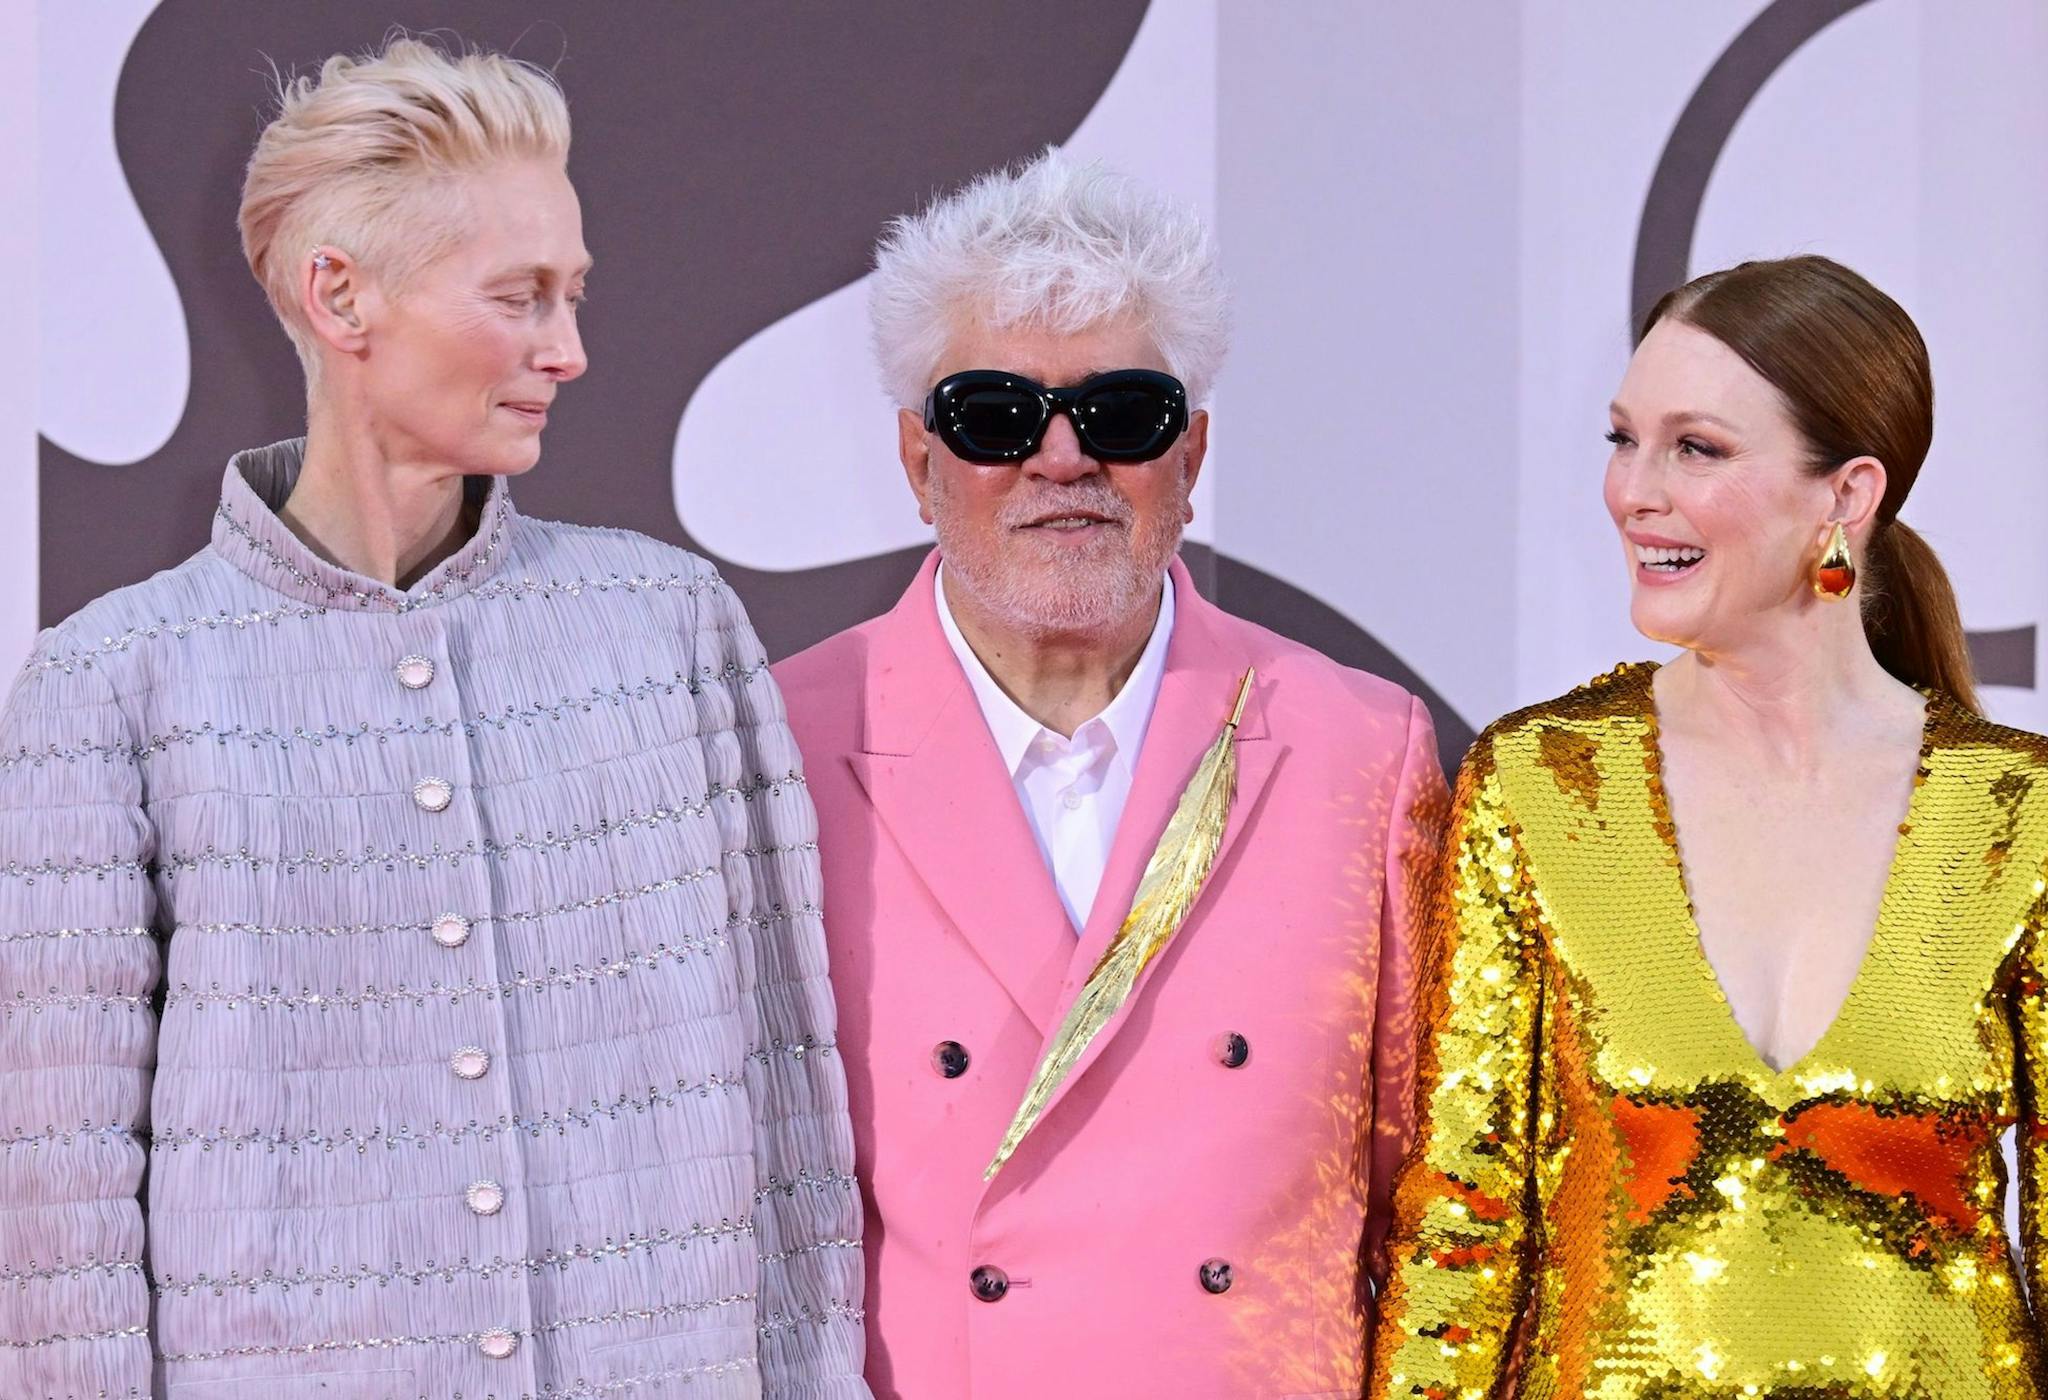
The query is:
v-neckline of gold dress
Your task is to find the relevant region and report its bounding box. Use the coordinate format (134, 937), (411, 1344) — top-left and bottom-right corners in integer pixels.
(1636, 661), (1942, 1086)
(1374, 661), (2048, 1400)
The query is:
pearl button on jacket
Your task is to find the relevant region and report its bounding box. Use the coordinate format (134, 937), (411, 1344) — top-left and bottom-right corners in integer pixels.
(0, 441), (869, 1400)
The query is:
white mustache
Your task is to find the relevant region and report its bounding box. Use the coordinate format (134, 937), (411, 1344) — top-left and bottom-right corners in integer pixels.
(998, 489), (1134, 531)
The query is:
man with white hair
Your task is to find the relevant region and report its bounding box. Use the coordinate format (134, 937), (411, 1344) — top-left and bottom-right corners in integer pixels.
(775, 150), (1445, 1398)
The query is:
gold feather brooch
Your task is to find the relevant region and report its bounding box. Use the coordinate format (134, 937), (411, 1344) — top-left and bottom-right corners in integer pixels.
(985, 666), (1257, 1180)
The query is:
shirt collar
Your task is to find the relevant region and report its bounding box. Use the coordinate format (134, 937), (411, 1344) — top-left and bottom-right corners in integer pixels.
(210, 437), (517, 612)
(935, 562), (1176, 778)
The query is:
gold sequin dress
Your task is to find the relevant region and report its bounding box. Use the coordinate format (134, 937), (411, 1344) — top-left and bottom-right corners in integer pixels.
(1371, 662), (2048, 1398)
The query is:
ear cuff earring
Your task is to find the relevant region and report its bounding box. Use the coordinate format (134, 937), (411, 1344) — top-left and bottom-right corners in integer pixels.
(311, 251), (334, 270)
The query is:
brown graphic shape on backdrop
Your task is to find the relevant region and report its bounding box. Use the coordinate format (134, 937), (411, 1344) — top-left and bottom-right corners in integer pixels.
(50, 0), (1474, 766)
(1629, 0), (1876, 334)
(53, 1), (1148, 615)
(1630, 0), (2033, 690)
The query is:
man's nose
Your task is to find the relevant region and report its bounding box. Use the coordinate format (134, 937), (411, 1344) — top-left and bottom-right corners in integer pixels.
(1022, 412), (1098, 484)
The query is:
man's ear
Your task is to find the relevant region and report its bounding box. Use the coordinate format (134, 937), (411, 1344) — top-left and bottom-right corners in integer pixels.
(1178, 410), (1210, 523)
(301, 246), (369, 354)
(899, 408), (936, 525)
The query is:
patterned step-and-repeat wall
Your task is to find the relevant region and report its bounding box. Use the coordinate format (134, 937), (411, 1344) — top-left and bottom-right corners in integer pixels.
(16, 0), (2048, 766)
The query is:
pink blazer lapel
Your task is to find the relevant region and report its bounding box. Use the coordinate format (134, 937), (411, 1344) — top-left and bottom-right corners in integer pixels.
(1002, 560), (1283, 1159)
(846, 553), (1074, 1037)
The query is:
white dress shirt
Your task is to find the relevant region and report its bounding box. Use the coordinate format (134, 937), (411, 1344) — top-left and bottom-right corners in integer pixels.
(936, 566), (1175, 931)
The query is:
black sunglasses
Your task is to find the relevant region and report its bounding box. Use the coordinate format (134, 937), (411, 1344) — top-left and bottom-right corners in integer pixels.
(924, 368), (1189, 465)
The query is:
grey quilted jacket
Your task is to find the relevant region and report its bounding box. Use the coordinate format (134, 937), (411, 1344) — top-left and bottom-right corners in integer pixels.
(0, 441), (869, 1400)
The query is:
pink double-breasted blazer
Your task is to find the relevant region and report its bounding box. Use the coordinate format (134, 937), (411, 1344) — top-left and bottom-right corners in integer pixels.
(775, 552), (1446, 1399)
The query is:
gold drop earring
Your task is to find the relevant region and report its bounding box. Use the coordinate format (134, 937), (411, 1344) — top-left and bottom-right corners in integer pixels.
(1812, 522), (1854, 601)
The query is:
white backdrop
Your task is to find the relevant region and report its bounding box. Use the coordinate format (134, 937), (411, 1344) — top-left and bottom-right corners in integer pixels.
(16, 0), (2048, 739)
(11, 0), (2048, 1280)
(4, 1), (38, 659)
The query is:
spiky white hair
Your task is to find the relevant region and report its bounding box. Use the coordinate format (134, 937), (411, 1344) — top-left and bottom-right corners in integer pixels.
(869, 148), (1229, 408)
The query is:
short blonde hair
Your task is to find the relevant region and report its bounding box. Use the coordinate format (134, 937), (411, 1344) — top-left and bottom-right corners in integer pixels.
(869, 148), (1229, 407)
(239, 35), (571, 370)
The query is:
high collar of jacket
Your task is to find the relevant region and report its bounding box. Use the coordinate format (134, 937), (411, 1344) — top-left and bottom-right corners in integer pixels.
(211, 437), (518, 613)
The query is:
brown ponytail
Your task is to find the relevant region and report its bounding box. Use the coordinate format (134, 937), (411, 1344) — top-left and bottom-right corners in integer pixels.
(1641, 255), (1980, 712)
(1864, 520), (1978, 712)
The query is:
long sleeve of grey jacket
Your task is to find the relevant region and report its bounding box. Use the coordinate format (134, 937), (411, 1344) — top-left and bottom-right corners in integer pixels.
(0, 439), (869, 1400)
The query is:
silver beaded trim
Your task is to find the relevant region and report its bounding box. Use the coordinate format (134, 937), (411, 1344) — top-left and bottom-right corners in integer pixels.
(6, 988), (150, 1013)
(0, 1123), (139, 1150)
(745, 1036), (836, 1065)
(569, 1357), (757, 1396)
(0, 1356), (755, 1400)
(213, 493), (511, 615)
(182, 885), (811, 942)
(758, 1300), (866, 1334)
(731, 840), (818, 862)
(0, 854), (148, 882)
(0, 1255), (143, 1286)
(465, 570), (731, 606)
(3, 910), (820, 1019)
(149, 1069), (747, 1152)
(156, 1291), (757, 1363)
(755, 1236), (861, 1265)
(733, 902), (820, 929)
(0, 741), (135, 772)
(0, 924), (150, 944)
(154, 1220), (754, 1296)
(754, 1167), (860, 1201)
(180, 864), (734, 939)
(0, 1322), (149, 1350)
(153, 830), (815, 884)
(24, 601), (330, 674)
(154, 805), (779, 880)
(162, 929), (730, 1011)
(718, 771), (801, 801)
(156, 694), (777, 768)
(3, 680), (790, 773)
(407, 503), (509, 602)
(22, 568), (736, 674)
(214, 502), (384, 611)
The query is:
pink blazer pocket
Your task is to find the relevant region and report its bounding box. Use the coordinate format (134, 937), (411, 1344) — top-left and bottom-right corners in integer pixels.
(166, 1372), (416, 1400)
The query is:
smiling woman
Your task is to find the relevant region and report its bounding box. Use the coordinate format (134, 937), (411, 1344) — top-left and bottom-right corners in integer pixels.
(1371, 257), (2048, 1399)
(1622, 255), (1975, 711)
(0, 34), (869, 1400)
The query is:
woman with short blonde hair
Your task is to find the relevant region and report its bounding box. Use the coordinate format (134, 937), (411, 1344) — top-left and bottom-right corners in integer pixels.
(1, 36), (868, 1398)
(241, 38), (574, 377)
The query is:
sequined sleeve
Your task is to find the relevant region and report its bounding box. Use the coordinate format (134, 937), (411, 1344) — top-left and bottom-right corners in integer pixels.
(689, 569), (871, 1398)
(0, 642), (158, 1397)
(2009, 890), (2048, 1313)
(1365, 695), (1450, 1292)
(1370, 735), (1542, 1396)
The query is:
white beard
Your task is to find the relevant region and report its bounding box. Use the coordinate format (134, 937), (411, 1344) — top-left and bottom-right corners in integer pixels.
(929, 464), (1187, 641)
